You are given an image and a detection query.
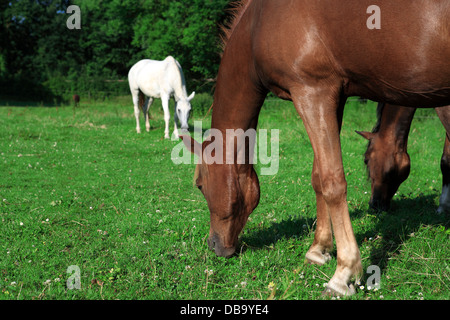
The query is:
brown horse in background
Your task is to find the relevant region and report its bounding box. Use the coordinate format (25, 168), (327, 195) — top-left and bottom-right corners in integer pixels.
(182, 0), (450, 295)
(357, 104), (450, 213)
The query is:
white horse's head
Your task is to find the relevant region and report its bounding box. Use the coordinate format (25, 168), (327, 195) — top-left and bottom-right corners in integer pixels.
(176, 91), (195, 130)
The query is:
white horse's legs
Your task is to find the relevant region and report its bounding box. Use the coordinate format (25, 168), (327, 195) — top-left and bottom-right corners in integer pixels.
(173, 104), (179, 139)
(161, 96), (171, 139)
(143, 97), (153, 132)
(132, 91), (141, 134)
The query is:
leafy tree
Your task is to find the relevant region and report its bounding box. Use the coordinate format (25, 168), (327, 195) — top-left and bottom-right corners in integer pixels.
(133, 0), (229, 86)
(0, 0), (232, 101)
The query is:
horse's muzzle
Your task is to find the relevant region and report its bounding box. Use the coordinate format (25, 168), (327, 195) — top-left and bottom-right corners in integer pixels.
(207, 234), (236, 258)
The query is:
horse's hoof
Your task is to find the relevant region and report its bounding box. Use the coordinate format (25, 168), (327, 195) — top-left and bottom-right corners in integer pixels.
(436, 205), (450, 215)
(323, 281), (356, 297)
(305, 250), (331, 266)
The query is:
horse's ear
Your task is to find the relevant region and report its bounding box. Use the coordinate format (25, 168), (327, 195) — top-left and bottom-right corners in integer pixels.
(180, 135), (202, 157)
(187, 91), (195, 101)
(355, 131), (375, 141)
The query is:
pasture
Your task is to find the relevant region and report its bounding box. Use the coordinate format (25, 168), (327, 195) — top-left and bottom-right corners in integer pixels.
(0, 96), (448, 300)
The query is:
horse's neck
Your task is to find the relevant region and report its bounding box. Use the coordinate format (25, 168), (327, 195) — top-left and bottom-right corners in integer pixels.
(211, 53), (266, 133)
(172, 75), (188, 101)
(209, 0), (265, 171)
(379, 108), (415, 151)
(167, 61), (188, 101)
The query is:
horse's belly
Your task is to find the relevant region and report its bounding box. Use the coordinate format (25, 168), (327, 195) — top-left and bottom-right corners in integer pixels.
(140, 86), (161, 99)
(346, 77), (450, 108)
(137, 74), (162, 98)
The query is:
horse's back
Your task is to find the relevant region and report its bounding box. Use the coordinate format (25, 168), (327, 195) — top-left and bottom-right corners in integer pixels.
(129, 58), (176, 98)
(250, 0), (450, 106)
(323, 0), (450, 104)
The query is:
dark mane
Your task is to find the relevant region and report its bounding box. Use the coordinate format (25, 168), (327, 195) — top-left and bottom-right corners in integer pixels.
(371, 102), (386, 134)
(363, 102), (386, 175)
(220, 0), (253, 51)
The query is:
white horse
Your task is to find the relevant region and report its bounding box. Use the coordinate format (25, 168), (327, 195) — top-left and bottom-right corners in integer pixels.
(128, 56), (195, 138)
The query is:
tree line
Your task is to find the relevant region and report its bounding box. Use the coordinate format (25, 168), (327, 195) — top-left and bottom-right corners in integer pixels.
(0, 0), (231, 102)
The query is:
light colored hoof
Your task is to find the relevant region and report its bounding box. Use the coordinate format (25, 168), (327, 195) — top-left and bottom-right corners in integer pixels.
(323, 282), (356, 297)
(305, 250), (331, 266)
(137, 129), (141, 134)
(323, 266), (359, 297)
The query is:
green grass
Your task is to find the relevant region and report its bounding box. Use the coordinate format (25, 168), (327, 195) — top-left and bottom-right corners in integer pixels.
(0, 95), (448, 300)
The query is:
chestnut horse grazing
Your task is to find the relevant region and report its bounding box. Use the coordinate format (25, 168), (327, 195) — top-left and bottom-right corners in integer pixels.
(357, 104), (450, 213)
(182, 0), (450, 295)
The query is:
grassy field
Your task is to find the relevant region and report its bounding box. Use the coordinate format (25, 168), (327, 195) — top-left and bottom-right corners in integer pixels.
(0, 95), (449, 300)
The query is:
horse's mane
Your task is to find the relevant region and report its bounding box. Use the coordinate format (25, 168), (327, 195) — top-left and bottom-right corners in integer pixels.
(220, 0), (253, 51)
(363, 102), (385, 177)
(371, 102), (385, 134)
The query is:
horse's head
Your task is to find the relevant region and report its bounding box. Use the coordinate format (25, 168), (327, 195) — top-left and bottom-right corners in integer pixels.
(357, 131), (411, 211)
(181, 135), (260, 257)
(176, 92), (195, 130)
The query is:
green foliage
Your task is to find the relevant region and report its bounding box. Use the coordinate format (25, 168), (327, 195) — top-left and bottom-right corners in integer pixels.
(0, 0), (230, 101)
(133, 0), (228, 82)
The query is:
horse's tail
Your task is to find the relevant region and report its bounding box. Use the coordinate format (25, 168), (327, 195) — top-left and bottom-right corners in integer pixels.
(138, 90), (145, 111)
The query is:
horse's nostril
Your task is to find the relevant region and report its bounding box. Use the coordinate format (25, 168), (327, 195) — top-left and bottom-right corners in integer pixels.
(207, 235), (216, 251)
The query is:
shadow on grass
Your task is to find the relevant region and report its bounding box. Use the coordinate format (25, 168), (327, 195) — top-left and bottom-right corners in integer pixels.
(239, 215), (316, 253)
(238, 193), (449, 273)
(359, 194), (449, 272)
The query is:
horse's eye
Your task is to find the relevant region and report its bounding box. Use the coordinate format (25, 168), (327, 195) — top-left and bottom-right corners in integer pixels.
(196, 178), (203, 191)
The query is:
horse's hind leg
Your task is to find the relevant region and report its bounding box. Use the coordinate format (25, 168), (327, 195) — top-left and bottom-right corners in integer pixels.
(438, 135), (450, 213)
(306, 98), (344, 266)
(435, 107), (450, 214)
(305, 158), (333, 265)
(132, 90), (142, 133)
(143, 97), (153, 132)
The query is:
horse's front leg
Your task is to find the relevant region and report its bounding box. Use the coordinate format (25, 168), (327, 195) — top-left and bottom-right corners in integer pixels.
(173, 103), (179, 139)
(161, 95), (171, 139)
(293, 86), (362, 296)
